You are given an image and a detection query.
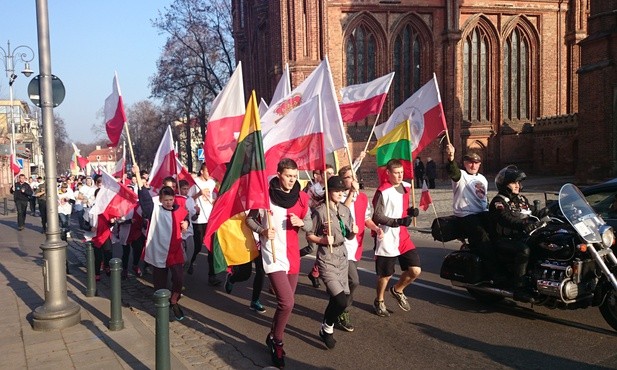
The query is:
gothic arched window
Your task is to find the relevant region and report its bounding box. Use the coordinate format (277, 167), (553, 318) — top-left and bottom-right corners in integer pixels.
(393, 23), (422, 107)
(503, 27), (530, 120)
(345, 24), (377, 86)
(463, 26), (490, 122)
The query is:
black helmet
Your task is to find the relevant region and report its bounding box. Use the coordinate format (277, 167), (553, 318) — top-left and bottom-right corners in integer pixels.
(495, 165), (526, 193)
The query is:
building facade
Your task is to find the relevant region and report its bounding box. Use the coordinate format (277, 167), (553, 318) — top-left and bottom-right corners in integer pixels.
(0, 99), (42, 196)
(232, 0), (592, 184)
(577, 0), (617, 182)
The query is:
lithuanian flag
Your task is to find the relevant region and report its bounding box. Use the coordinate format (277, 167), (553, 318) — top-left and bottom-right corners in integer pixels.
(368, 120), (414, 183)
(204, 91), (270, 273)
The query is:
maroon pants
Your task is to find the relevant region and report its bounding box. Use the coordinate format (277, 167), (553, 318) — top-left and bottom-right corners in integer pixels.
(268, 271), (298, 343)
(153, 263), (184, 304)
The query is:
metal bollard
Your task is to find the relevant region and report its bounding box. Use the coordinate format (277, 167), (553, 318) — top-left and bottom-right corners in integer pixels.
(108, 258), (124, 331)
(85, 242), (96, 297)
(3, 198), (7, 216)
(154, 289), (171, 370)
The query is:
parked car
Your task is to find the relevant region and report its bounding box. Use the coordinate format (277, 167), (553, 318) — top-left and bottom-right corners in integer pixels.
(580, 178), (617, 230)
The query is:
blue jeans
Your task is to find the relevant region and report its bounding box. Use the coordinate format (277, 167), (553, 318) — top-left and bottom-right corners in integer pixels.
(58, 213), (70, 232)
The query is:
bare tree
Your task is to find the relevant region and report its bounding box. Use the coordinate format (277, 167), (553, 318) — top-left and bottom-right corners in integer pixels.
(52, 114), (71, 173)
(150, 0), (236, 170)
(125, 100), (168, 170)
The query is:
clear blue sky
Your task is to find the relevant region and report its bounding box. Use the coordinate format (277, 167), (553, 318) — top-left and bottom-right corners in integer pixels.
(1, 1), (171, 143)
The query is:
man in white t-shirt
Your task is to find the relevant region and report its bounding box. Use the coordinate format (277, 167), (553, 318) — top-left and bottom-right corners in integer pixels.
(186, 163), (221, 286)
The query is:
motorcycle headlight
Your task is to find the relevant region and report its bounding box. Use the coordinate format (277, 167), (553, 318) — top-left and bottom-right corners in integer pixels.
(599, 225), (615, 248)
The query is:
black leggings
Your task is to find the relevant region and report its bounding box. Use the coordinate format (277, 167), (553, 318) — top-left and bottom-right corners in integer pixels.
(122, 234), (145, 269)
(94, 238), (113, 276)
(191, 223), (215, 276)
(323, 292), (348, 326)
(229, 256), (265, 302)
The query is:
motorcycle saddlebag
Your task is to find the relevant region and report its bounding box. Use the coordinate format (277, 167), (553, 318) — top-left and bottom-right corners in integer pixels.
(440, 251), (483, 284)
(431, 216), (463, 242)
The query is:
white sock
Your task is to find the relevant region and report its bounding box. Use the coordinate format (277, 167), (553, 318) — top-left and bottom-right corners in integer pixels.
(321, 322), (334, 334)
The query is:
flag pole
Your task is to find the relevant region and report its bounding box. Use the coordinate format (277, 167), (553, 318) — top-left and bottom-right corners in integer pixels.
(406, 120), (417, 227)
(323, 166), (333, 254)
(430, 201), (447, 249)
(266, 211), (276, 263)
(123, 122), (142, 190)
(361, 111), (383, 157)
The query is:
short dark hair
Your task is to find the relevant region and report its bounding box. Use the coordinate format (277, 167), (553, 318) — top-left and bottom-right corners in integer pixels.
(277, 158), (298, 173)
(178, 179), (189, 188)
(386, 159), (403, 171)
(338, 165), (352, 177)
(162, 176), (176, 186)
(159, 186), (175, 198)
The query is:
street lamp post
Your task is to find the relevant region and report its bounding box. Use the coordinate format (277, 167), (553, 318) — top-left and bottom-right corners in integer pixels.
(32, 0), (80, 330)
(0, 41), (35, 165)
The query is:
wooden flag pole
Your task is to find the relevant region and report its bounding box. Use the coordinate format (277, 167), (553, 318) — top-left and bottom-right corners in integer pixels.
(361, 111), (383, 157)
(266, 211), (276, 263)
(323, 171), (333, 254)
(123, 122), (142, 190)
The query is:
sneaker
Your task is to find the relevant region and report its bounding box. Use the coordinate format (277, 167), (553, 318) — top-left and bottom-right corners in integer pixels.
(373, 299), (390, 317)
(334, 311), (354, 332)
(208, 275), (222, 287)
(250, 300), (266, 314)
(132, 265), (142, 277)
(187, 264), (194, 275)
(18, 226), (24, 231)
(171, 303), (185, 321)
(266, 334), (285, 368)
(308, 273), (321, 288)
(319, 328), (336, 349)
(224, 272), (234, 294)
(389, 286), (411, 311)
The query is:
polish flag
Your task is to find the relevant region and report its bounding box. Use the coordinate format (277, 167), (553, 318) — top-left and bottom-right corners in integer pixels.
(71, 143), (89, 169)
(263, 95), (325, 177)
(88, 169), (138, 220)
(419, 179), (433, 211)
(376, 73), (447, 158)
(258, 98), (269, 117)
(270, 62), (291, 106)
(104, 72), (127, 148)
(90, 164), (102, 176)
(10, 149), (20, 175)
(339, 72), (395, 123)
(204, 62), (245, 181)
(111, 145), (125, 179)
(176, 156), (196, 188)
(262, 57), (347, 154)
(149, 126), (177, 193)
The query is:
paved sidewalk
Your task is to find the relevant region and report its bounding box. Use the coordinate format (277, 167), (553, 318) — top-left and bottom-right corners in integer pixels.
(0, 174), (575, 369)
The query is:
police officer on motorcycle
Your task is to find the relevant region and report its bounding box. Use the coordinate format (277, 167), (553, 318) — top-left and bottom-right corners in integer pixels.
(489, 165), (544, 302)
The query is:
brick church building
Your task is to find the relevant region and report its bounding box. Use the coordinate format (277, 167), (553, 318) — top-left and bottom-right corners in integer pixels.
(231, 1), (614, 183)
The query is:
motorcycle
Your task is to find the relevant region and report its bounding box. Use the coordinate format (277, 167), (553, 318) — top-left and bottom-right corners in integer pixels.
(437, 183), (617, 331)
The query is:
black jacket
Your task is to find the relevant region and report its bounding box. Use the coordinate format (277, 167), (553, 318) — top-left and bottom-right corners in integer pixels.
(11, 182), (33, 202)
(489, 192), (535, 240)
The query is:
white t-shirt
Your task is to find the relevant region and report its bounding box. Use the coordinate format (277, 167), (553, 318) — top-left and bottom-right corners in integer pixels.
(451, 171), (488, 217)
(187, 177), (217, 224)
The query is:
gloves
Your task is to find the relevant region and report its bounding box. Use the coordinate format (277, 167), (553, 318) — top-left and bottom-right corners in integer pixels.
(396, 217), (412, 227)
(407, 207), (420, 217)
(524, 220), (542, 234)
(535, 207), (550, 219)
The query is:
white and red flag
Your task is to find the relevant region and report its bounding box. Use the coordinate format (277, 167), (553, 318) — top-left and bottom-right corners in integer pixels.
(262, 57), (347, 154)
(176, 156), (196, 189)
(270, 62), (291, 106)
(339, 72), (395, 123)
(149, 126), (177, 193)
(104, 72), (127, 148)
(375, 73), (447, 158)
(88, 169), (138, 220)
(263, 95), (325, 177)
(204, 62), (245, 181)
(258, 98), (269, 118)
(112, 144), (126, 179)
(10, 145), (20, 175)
(419, 179), (433, 211)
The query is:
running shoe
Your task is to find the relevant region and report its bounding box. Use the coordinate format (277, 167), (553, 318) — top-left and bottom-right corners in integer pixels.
(335, 310), (354, 332)
(171, 303), (185, 321)
(373, 299), (390, 317)
(266, 334), (285, 368)
(389, 286), (411, 311)
(319, 328), (336, 349)
(250, 300), (266, 314)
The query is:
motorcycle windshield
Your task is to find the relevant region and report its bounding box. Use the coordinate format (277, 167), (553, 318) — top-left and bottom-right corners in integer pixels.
(559, 183), (606, 244)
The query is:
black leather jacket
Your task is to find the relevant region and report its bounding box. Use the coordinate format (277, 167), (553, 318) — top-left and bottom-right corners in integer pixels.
(489, 191), (535, 239)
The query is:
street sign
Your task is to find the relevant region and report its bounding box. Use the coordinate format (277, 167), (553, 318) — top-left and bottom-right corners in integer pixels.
(27, 74), (66, 107)
(197, 148), (204, 161)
